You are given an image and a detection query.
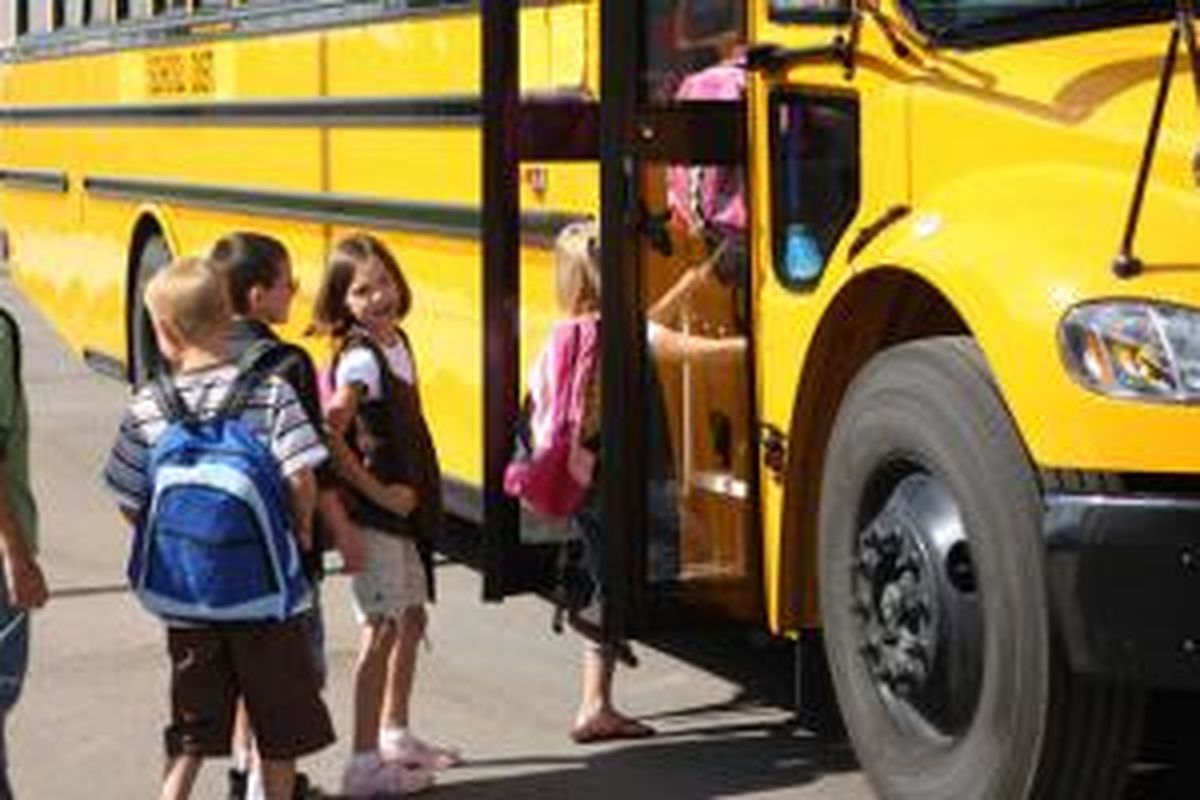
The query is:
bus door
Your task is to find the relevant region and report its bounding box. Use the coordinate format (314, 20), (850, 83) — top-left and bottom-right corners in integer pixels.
(626, 0), (763, 626)
(481, 1), (761, 640)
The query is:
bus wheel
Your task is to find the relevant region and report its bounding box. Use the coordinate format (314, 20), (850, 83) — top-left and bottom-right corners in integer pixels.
(130, 233), (171, 385)
(819, 336), (1142, 800)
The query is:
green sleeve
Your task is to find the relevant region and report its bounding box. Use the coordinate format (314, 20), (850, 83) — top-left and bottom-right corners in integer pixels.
(0, 326), (14, 445)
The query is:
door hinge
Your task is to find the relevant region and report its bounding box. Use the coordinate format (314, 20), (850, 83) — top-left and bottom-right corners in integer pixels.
(758, 422), (788, 483)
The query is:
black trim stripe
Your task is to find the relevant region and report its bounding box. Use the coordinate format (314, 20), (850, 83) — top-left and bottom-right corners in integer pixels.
(0, 96), (483, 127)
(0, 168), (68, 193)
(83, 175), (582, 245)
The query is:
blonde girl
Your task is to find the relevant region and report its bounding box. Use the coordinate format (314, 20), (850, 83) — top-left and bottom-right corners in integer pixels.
(548, 220), (744, 743)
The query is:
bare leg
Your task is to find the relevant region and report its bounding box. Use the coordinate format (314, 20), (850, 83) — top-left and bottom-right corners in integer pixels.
(570, 641), (653, 742)
(381, 605), (426, 731)
(352, 619), (397, 753)
(160, 755), (202, 800)
(232, 700), (253, 771)
(576, 642), (616, 728)
(258, 759), (295, 800)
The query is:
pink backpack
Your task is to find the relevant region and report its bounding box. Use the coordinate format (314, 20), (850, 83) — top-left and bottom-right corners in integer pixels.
(666, 59), (747, 234)
(504, 317), (599, 519)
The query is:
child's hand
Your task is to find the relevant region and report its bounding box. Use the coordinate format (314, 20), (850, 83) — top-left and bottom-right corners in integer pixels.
(336, 524), (368, 574)
(296, 523), (314, 553)
(376, 483), (418, 517)
(4, 550), (47, 610)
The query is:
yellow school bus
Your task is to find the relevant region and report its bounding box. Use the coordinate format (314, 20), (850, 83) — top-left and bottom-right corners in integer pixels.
(4, 0), (1200, 797)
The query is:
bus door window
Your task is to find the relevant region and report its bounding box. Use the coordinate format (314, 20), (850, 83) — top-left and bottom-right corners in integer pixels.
(638, 0), (758, 614)
(645, 0), (744, 102)
(640, 157), (752, 588)
(769, 92), (861, 288)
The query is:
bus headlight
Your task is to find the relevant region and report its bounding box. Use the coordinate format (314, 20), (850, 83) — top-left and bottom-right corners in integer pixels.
(1060, 301), (1200, 403)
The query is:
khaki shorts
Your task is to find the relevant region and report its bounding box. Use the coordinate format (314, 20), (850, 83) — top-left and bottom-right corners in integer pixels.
(164, 617), (334, 761)
(351, 528), (428, 623)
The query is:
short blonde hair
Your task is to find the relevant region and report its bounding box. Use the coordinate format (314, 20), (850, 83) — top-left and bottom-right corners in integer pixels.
(144, 256), (231, 343)
(555, 220), (601, 314)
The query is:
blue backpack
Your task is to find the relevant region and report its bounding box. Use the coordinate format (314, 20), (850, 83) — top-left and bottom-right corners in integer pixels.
(127, 345), (311, 623)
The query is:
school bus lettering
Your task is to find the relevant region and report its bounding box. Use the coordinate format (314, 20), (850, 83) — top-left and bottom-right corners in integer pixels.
(145, 49), (214, 97)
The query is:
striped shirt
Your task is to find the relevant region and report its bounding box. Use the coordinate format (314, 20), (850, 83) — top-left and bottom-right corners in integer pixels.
(103, 362), (328, 513)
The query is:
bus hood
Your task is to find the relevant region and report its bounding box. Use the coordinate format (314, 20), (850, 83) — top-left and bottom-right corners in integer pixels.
(907, 21), (1200, 292)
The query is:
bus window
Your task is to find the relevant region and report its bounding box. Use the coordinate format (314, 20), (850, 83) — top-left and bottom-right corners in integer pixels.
(645, 0), (745, 103)
(66, 0), (90, 26)
(87, 0), (111, 24)
(28, 0), (51, 32)
(769, 0), (852, 24)
(769, 92), (860, 287)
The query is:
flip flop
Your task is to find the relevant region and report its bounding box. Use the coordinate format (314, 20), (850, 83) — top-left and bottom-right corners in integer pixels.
(570, 714), (656, 744)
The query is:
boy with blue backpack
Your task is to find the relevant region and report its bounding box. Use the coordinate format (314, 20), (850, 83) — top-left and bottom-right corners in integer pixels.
(210, 231), (361, 800)
(103, 257), (333, 800)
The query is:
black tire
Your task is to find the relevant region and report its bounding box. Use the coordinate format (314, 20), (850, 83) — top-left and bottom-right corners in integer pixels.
(130, 233), (171, 386)
(819, 336), (1142, 800)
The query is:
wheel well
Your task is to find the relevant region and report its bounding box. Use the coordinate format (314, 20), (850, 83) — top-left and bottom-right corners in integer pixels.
(124, 215), (165, 381)
(778, 268), (971, 629)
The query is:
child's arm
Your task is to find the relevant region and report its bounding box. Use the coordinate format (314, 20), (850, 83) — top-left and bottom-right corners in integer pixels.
(0, 457), (46, 610)
(286, 466), (317, 551)
(647, 239), (726, 326)
(324, 383), (418, 517)
(102, 406), (151, 528)
(649, 324), (747, 364)
(316, 487), (365, 573)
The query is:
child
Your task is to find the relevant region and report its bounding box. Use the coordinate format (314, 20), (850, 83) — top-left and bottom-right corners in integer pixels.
(0, 305), (48, 799)
(310, 232), (457, 798)
(209, 232), (362, 800)
(528, 220), (743, 744)
(102, 257), (334, 800)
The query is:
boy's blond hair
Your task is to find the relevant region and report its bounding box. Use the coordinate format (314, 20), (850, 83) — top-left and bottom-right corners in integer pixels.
(144, 256), (231, 343)
(555, 220), (601, 315)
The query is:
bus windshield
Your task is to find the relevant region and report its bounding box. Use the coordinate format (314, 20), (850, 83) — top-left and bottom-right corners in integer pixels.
(903, 0), (1175, 45)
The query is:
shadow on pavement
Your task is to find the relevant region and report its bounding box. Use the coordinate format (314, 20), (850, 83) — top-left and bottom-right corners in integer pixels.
(431, 719), (857, 799)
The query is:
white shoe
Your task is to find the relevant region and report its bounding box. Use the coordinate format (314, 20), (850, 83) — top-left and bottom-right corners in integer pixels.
(379, 728), (463, 770)
(342, 752), (435, 797)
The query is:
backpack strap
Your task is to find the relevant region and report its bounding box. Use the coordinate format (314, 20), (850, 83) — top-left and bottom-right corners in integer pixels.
(151, 372), (195, 425)
(0, 307), (20, 388)
(219, 338), (282, 418)
(335, 327), (398, 402)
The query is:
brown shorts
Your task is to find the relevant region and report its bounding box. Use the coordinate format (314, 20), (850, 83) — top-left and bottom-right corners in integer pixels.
(164, 617), (334, 761)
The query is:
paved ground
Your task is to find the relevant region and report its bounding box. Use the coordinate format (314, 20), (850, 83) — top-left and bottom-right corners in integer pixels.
(1, 275), (871, 799)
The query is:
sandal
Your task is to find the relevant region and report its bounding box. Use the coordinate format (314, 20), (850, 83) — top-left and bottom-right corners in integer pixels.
(570, 713), (656, 744)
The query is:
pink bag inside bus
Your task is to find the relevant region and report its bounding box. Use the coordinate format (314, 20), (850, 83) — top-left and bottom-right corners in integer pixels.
(666, 57), (747, 235)
(504, 316), (599, 519)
